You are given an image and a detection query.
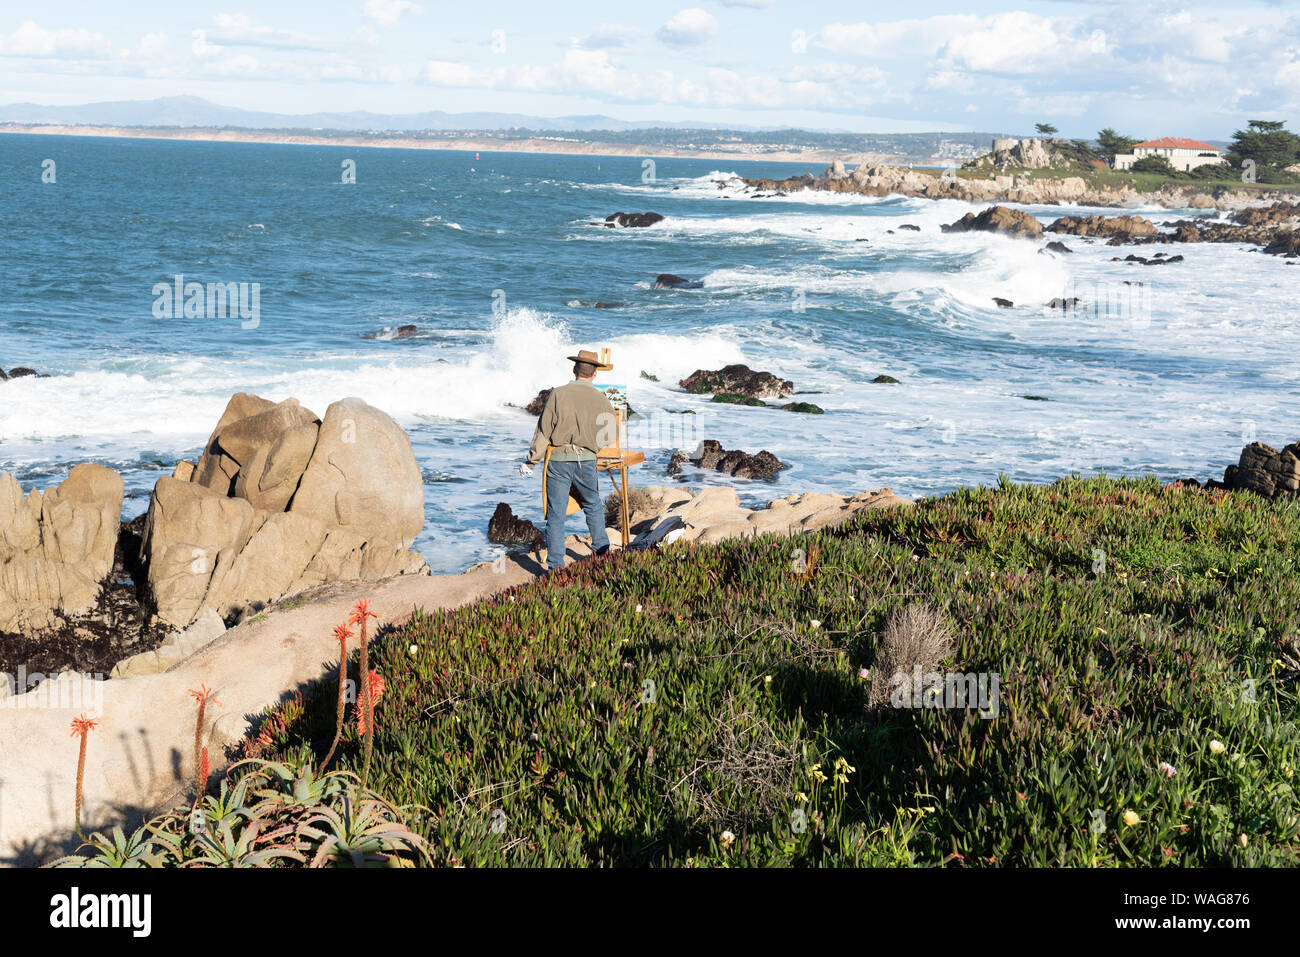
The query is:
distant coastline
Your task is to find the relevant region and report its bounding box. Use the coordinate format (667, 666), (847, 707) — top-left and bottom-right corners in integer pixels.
(0, 122), (902, 166)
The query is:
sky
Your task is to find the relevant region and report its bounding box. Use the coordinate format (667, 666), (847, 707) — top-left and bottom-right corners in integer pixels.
(0, 0), (1296, 137)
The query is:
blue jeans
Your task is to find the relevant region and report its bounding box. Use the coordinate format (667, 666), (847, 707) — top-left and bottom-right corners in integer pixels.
(545, 458), (609, 570)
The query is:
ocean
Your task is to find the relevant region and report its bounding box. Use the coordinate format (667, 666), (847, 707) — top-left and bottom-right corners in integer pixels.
(1, 133), (1296, 573)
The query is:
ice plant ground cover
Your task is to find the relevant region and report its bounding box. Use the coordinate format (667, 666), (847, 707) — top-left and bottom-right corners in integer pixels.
(85, 476), (1300, 867)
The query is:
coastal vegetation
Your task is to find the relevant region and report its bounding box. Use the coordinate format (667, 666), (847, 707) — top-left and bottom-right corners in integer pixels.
(57, 476), (1300, 866)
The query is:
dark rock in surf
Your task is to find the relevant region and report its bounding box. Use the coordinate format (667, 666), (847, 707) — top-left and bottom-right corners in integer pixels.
(667, 439), (789, 482)
(606, 212), (665, 228)
(393, 324), (418, 339)
(872, 374), (901, 384)
(993, 297), (1014, 308)
(899, 224), (921, 231)
(7, 367), (39, 379)
(1044, 241), (1072, 254)
(655, 274), (703, 289)
(680, 364), (794, 399)
(487, 502), (545, 550)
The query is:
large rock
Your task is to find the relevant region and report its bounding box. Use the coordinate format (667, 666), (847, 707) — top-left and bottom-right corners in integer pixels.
(680, 364), (794, 399)
(141, 395), (429, 628)
(1222, 441), (1300, 499)
(1046, 214), (1159, 241)
(140, 477), (264, 628)
(487, 503), (544, 550)
(289, 397), (424, 549)
(942, 206), (1044, 240)
(192, 392), (280, 493)
(0, 464), (124, 633)
(668, 439), (789, 482)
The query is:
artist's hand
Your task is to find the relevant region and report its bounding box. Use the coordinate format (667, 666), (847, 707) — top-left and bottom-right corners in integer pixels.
(518, 462), (535, 477)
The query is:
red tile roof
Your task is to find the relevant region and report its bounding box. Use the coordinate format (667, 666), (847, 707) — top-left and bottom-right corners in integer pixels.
(1135, 137), (1221, 152)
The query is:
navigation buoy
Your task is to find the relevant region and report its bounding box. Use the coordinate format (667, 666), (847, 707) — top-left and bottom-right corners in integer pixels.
(476, 152), (480, 161)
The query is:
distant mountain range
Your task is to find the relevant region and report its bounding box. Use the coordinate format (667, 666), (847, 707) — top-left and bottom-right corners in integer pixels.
(0, 94), (791, 133)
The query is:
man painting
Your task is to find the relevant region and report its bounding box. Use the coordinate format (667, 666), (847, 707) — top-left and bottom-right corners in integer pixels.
(519, 349), (617, 572)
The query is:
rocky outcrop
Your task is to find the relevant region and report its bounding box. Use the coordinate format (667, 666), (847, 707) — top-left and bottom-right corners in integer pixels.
(1, 367), (45, 381)
(1230, 202), (1300, 228)
(141, 394), (428, 629)
(668, 439), (789, 482)
(1221, 441), (1300, 500)
(1263, 231), (1300, 258)
(736, 162), (1296, 210)
(680, 364), (794, 399)
(605, 212), (664, 228)
(1044, 241), (1072, 254)
(0, 465), (124, 633)
(1047, 214), (1159, 241)
(1110, 253), (1184, 265)
(487, 502), (544, 550)
(630, 485), (909, 547)
(966, 138), (1060, 171)
(942, 206), (1043, 240)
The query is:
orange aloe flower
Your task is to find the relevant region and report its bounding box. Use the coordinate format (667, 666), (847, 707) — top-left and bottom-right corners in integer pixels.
(349, 599), (380, 627)
(70, 714), (99, 738)
(188, 684), (222, 708)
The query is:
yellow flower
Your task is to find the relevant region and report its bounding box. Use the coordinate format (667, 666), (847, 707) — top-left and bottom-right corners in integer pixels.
(1122, 810), (1141, 827)
(808, 765), (827, 783)
(795, 792), (808, 803)
(1209, 739), (1226, 755)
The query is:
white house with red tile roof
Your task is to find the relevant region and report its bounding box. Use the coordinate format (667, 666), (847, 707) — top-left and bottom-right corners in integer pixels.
(1114, 137), (1226, 172)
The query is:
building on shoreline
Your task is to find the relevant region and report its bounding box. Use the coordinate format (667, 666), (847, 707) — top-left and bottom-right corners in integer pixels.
(1114, 137), (1225, 172)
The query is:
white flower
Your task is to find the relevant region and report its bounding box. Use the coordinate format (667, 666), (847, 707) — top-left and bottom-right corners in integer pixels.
(763, 675), (772, 686)
(635, 604), (643, 613)
(409, 644), (419, 655)
(1158, 762), (1176, 778)
(719, 830), (735, 848)
(1209, 739), (1226, 755)
(810, 619), (821, 629)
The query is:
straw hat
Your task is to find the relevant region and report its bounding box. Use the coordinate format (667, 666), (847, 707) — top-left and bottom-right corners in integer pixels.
(567, 348), (613, 371)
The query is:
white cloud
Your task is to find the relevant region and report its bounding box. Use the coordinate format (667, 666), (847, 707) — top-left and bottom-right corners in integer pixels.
(942, 12), (1109, 74)
(718, 0), (772, 7)
(577, 24), (643, 50)
(421, 47), (888, 111)
(362, 0), (423, 29)
(0, 21), (111, 59)
(207, 13), (330, 51)
(657, 9), (719, 47)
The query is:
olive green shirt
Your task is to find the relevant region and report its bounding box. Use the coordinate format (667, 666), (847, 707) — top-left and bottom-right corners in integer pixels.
(527, 380), (617, 464)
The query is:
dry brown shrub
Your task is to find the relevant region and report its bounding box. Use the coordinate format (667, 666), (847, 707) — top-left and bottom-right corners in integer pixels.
(868, 604), (956, 708)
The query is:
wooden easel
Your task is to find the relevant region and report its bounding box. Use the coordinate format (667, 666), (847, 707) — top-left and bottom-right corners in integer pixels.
(594, 347), (645, 547)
